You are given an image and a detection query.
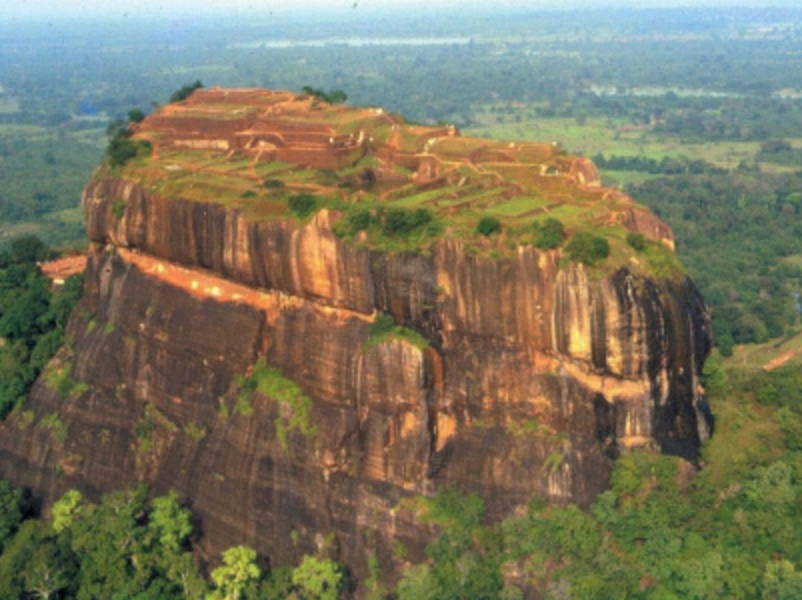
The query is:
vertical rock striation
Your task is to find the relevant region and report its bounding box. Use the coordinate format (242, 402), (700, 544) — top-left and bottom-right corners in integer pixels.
(0, 175), (711, 587)
(0, 87), (713, 590)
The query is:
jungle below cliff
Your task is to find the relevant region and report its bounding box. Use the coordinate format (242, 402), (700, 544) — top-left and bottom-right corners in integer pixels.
(0, 355), (799, 600)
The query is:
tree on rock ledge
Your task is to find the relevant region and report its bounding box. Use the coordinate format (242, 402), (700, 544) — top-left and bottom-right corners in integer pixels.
(565, 231), (610, 266)
(300, 86), (348, 105)
(170, 80), (204, 103)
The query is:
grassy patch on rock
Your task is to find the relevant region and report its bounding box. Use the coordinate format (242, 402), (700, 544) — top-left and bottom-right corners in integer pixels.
(365, 313), (429, 351)
(236, 361), (317, 449)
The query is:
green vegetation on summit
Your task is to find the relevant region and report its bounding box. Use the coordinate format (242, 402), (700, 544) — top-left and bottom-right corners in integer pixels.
(106, 87), (677, 279)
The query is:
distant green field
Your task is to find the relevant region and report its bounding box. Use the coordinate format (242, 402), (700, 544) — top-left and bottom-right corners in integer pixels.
(723, 329), (802, 373)
(600, 170), (661, 187)
(466, 109), (761, 171)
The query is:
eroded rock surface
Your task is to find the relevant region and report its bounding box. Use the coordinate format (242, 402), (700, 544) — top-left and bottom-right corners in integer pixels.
(0, 89), (711, 590)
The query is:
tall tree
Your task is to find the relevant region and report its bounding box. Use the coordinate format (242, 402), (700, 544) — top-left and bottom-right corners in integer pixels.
(209, 546), (261, 600)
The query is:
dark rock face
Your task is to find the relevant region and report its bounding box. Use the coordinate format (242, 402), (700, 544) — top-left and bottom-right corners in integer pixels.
(0, 178), (712, 589)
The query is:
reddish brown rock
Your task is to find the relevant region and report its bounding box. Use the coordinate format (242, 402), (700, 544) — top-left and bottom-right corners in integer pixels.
(0, 90), (711, 593)
(0, 188), (710, 587)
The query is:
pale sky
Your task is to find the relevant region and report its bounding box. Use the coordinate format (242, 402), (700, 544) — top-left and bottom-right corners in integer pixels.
(8, 0), (532, 19)
(2, 0), (798, 21)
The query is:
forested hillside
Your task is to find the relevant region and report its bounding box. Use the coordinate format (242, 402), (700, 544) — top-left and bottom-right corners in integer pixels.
(0, 237), (82, 416)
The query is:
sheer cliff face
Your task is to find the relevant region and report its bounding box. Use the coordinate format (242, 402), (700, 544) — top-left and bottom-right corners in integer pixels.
(0, 174), (711, 582)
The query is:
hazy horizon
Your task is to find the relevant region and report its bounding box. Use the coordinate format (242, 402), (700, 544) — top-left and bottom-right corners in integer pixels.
(3, 0), (801, 22)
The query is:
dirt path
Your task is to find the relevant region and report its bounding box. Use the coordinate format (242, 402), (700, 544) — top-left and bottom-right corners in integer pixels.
(119, 248), (280, 313)
(763, 349), (801, 371)
(117, 249), (372, 324)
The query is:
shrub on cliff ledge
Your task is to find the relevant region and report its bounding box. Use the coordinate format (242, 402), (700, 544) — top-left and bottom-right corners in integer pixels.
(263, 179), (286, 191)
(381, 207), (433, 237)
(626, 232), (647, 252)
(334, 206), (439, 250)
(369, 313), (396, 339)
(565, 231), (610, 266)
(288, 193), (318, 219)
(347, 207), (374, 232)
(105, 118), (151, 169)
(366, 313), (429, 351)
(169, 80), (204, 103)
(533, 218), (565, 250)
(476, 216), (502, 237)
(238, 362), (318, 449)
(127, 109), (146, 123)
(300, 86), (348, 105)
(333, 207), (376, 239)
(106, 135), (138, 168)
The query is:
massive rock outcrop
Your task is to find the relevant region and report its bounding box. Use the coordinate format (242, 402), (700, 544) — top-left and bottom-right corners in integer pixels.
(0, 88), (711, 590)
